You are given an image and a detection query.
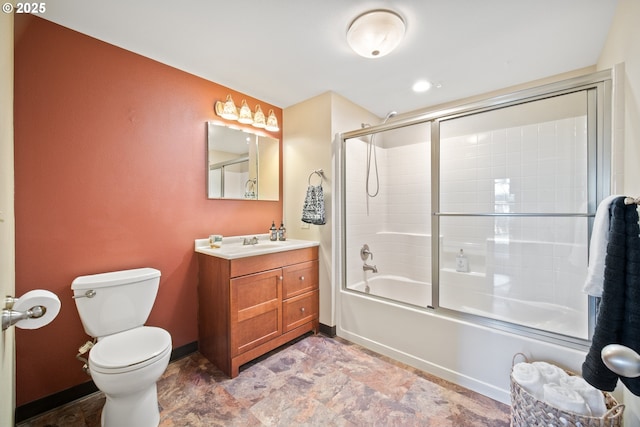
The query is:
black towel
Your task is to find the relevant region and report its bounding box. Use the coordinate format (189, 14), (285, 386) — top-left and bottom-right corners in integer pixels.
(582, 197), (640, 394)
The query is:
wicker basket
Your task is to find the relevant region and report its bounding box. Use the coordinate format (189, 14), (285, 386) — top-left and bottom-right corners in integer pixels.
(510, 354), (624, 427)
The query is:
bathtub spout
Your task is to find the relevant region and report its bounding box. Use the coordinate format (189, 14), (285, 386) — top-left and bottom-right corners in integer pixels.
(363, 263), (378, 273)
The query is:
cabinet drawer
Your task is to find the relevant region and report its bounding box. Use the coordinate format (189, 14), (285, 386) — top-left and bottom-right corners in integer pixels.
(283, 260), (318, 299)
(283, 290), (318, 333)
(230, 247), (318, 278)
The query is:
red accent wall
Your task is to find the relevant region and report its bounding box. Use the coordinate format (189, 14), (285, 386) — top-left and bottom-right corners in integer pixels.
(14, 15), (283, 405)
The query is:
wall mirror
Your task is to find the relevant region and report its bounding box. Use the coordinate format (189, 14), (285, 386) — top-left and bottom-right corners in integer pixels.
(207, 121), (279, 200)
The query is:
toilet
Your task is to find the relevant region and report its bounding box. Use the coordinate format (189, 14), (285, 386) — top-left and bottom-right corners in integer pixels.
(71, 268), (172, 427)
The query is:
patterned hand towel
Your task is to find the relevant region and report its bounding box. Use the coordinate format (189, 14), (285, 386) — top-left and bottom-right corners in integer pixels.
(301, 184), (326, 225)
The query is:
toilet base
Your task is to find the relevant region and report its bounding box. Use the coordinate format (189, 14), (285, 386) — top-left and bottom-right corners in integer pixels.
(100, 383), (160, 427)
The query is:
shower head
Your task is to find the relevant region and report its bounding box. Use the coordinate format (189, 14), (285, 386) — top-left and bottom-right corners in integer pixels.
(383, 111), (397, 123)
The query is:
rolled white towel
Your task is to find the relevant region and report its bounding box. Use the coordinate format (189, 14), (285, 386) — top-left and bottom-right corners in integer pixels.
(543, 383), (590, 415)
(532, 361), (567, 385)
(512, 362), (544, 399)
(559, 375), (608, 417)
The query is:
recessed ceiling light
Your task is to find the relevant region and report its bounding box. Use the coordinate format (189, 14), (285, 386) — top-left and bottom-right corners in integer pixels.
(412, 80), (432, 93)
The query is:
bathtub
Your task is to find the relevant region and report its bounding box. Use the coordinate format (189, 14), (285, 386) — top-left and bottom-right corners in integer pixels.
(438, 268), (588, 339)
(337, 277), (588, 404)
(348, 274), (432, 308)
(348, 269), (587, 339)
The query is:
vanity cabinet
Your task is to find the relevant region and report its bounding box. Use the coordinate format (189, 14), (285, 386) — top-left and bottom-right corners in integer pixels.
(197, 246), (319, 377)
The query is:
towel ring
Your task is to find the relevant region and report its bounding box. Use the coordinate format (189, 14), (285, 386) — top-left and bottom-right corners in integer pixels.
(308, 169), (324, 186)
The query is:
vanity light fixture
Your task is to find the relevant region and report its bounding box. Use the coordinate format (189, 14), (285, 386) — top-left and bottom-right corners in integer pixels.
(253, 105), (266, 128)
(237, 100), (253, 124)
(215, 95), (239, 120)
(265, 109), (279, 132)
(214, 97), (279, 133)
(347, 9), (406, 58)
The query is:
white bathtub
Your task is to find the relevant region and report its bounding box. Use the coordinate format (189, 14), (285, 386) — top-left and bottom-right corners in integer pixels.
(348, 270), (587, 339)
(337, 283), (588, 405)
(438, 268), (588, 339)
(349, 274), (432, 307)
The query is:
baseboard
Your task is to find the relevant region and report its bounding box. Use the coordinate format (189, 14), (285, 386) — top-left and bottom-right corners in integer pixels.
(319, 323), (336, 337)
(170, 340), (198, 361)
(15, 380), (99, 424)
(15, 341), (199, 424)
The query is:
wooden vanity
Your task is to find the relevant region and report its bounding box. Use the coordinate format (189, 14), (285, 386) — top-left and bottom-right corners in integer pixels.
(196, 240), (319, 377)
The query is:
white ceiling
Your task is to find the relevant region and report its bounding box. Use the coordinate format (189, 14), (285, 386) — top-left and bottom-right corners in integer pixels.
(39, 0), (619, 119)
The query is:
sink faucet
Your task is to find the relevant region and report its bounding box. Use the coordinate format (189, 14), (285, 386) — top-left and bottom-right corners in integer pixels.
(363, 263), (377, 273)
(243, 236), (259, 245)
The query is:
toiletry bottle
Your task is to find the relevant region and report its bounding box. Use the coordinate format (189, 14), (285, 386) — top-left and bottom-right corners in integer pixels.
(269, 221), (278, 241)
(278, 222), (286, 241)
(456, 249), (469, 272)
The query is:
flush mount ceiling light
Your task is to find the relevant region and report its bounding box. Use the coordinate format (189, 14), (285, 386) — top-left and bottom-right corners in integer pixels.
(347, 9), (406, 58)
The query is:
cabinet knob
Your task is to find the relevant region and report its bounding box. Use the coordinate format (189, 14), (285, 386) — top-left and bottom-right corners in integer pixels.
(299, 276), (305, 281)
(279, 276), (283, 281)
(300, 307), (306, 313)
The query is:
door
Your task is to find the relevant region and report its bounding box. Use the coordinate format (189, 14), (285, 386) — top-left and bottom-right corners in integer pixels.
(230, 268), (282, 356)
(1, 11), (15, 427)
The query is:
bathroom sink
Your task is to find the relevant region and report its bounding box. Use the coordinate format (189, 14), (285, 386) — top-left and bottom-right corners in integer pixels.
(195, 235), (319, 260)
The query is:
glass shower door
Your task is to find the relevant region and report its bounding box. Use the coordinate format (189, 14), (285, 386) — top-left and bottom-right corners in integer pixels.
(437, 90), (592, 340)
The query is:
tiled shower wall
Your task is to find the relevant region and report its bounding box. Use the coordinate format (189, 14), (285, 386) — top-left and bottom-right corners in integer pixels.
(439, 116), (589, 294)
(440, 116), (588, 218)
(346, 117), (589, 275)
(344, 127), (430, 286)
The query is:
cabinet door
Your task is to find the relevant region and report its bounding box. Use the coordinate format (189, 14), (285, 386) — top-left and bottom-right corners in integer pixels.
(283, 290), (318, 333)
(282, 260), (318, 299)
(230, 268), (282, 356)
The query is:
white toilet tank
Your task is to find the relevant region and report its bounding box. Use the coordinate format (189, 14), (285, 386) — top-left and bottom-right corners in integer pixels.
(72, 268), (161, 338)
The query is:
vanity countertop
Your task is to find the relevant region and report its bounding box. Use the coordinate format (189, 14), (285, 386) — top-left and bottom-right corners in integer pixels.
(195, 234), (319, 260)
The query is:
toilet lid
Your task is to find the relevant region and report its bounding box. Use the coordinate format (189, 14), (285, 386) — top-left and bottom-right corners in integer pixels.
(89, 326), (171, 374)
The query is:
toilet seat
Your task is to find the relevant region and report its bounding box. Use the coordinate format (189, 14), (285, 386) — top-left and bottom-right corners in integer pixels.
(89, 326), (171, 374)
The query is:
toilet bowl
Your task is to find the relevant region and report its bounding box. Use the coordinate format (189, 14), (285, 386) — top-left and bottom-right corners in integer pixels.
(90, 326), (171, 427)
(72, 268), (172, 427)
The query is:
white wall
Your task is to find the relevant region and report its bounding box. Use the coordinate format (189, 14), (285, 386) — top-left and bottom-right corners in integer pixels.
(597, 0), (640, 423)
(283, 93), (332, 327)
(598, 0), (640, 198)
(283, 92), (378, 327)
(0, 10), (15, 427)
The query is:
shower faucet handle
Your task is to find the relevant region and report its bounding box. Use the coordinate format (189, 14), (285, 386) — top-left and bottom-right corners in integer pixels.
(360, 244), (373, 261)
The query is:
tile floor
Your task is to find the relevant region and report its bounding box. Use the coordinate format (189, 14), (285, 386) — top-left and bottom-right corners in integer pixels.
(17, 334), (511, 426)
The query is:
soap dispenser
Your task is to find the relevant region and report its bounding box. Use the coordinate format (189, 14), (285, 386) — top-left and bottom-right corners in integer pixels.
(278, 222), (286, 241)
(456, 249), (469, 272)
(269, 221), (278, 241)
